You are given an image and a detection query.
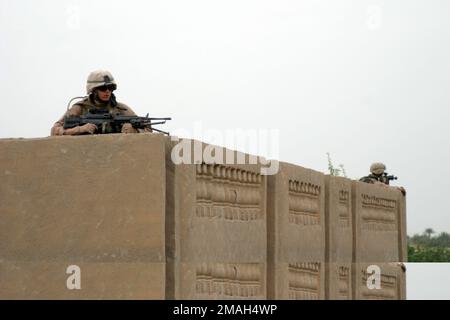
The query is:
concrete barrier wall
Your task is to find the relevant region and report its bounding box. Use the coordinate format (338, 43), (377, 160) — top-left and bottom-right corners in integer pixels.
(165, 139), (267, 299)
(353, 263), (406, 300)
(0, 262), (165, 299)
(0, 134), (167, 299)
(325, 176), (353, 300)
(352, 181), (407, 263)
(351, 181), (407, 300)
(398, 195), (408, 263)
(267, 162), (326, 300)
(0, 135), (407, 300)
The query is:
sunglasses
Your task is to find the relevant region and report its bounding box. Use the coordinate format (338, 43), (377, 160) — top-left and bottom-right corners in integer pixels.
(97, 85), (115, 92)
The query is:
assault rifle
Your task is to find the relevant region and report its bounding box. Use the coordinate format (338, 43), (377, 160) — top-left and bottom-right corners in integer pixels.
(379, 172), (398, 185)
(63, 109), (171, 135)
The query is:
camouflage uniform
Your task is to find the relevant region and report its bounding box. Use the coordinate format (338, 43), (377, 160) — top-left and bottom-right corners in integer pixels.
(51, 70), (145, 136)
(359, 173), (383, 184)
(360, 163), (386, 184)
(51, 95), (138, 135)
(360, 162), (406, 196)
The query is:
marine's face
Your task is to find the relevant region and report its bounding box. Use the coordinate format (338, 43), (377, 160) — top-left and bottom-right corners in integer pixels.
(96, 85), (114, 102)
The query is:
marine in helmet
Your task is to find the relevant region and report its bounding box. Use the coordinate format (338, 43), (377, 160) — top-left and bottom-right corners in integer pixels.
(360, 162), (406, 196)
(51, 70), (147, 135)
(359, 162), (387, 184)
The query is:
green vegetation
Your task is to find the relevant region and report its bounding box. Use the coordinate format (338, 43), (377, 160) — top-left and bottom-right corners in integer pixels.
(326, 152), (347, 178)
(408, 229), (450, 262)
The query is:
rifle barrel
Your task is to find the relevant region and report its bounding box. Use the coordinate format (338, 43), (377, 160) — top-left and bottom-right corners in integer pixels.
(63, 113), (171, 135)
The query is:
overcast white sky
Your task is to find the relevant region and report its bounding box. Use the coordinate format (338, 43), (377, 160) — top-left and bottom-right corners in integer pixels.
(1, 0), (450, 300)
(0, 1), (449, 234)
(407, 263), (450, 300)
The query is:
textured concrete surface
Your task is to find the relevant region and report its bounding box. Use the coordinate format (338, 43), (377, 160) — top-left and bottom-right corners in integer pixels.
(267, 162), (326, 300)
(165, 138), (267, 299)
(0, 261), (165, 300)
(325, 176), (353, 300)
(0, 134), (166, 299)
(0, 135), (407, 300)
(353, 263), (406, 300)
(352, 181), (407, 263)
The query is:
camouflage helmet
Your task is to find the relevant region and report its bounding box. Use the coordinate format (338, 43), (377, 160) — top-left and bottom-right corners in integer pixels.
(370, 162), (386, 175)
(86, 70), (117, 94)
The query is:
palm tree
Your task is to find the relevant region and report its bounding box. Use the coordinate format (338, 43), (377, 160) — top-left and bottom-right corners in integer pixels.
(424, 228), (435, 238)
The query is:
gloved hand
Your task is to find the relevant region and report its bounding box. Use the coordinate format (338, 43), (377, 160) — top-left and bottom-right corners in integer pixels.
(79, 123), (97, 134)
(121, 123), (138, 134)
